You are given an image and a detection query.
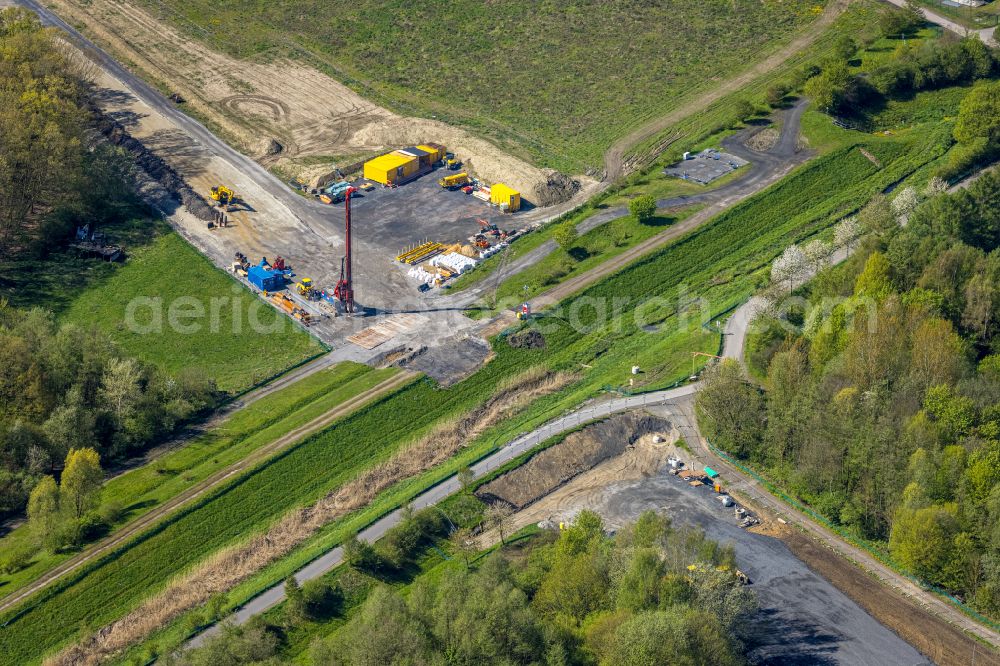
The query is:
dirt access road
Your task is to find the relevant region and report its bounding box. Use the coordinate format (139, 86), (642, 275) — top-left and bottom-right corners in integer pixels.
(601, 0), (851, 181)
(0, 369), (416, 616)
(36, 0), (563, 201)
(451, 98), (812, 307)
(492, 406), (930, 666)
(18, 0), (844, 356)
(192, 251), (1000, 658)
(882, 0), (998, 45)
(464, 102), (812, 321)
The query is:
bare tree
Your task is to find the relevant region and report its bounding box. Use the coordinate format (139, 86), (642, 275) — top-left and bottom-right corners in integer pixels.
(449, 527), (477, 569)
(486, 503), (514, 545)
(457, 466), (474, 491)
(924, 176), (948, 198)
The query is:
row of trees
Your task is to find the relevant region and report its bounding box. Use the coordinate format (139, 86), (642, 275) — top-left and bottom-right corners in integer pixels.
(805, 34), (996, 117)
(699, 173), (1000, 616)
(317, 511), (755, 665)
(0, 305), (217, 521)
(171, 511), (757, 665)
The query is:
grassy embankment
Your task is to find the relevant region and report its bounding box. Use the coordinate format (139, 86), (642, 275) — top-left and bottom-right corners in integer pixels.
(0, 13), (962, 664)
(0, 99), (954, 665)
(150, 427), (576, 664)
(0, 116), (949, 666)
(62, 232), (324, 394)
(0, 363), (396, 599)
(134, 0), (825, 172)
(449, 1), (878, 297)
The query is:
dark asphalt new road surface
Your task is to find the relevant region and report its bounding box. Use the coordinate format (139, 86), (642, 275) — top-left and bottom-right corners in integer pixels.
(594, 463), (929, 666)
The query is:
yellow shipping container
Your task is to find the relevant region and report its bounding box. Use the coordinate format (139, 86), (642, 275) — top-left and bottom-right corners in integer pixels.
(364, 152), (418, 185)
(490, 183), (521, 212)
(418, 143), (445, 163)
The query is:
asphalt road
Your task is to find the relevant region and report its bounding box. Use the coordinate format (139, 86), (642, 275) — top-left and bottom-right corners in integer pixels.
(15, 0), (339, 234)
(18, 0), (1000, 655)
(185, 253), (820, 648)
(190, 237), (998, 657)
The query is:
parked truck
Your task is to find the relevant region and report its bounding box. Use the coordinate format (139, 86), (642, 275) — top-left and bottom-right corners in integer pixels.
(438, 172), (470, 189)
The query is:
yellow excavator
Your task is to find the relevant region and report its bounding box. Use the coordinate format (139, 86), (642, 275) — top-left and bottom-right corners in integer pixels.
(210, 185), (239, 210)
(295, 277), (316, 298)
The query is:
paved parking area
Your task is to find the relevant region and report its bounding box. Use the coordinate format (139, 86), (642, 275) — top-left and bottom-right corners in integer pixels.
(663, 148), (748, 185)
(322, 173), (518, 251)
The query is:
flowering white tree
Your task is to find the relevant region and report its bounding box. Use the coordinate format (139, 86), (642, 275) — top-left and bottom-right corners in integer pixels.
(834, 215), (861, 251)
(924, 176), (948, 197)
(803, 239), (831, 275)
(771, 244), (807, 293)
(891, 186), (919, 223)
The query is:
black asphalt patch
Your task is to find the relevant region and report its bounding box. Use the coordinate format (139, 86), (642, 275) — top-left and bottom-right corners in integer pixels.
(333, 175), (517, 251)
(594, 473), (931, 666)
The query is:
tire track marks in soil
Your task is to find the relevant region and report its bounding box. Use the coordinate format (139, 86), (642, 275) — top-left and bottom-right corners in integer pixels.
(602, 0), (850, 181)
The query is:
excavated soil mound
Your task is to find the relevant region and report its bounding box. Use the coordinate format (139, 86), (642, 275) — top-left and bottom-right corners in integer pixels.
(95, 113), (215, 221)
(477, 412), (671, 510)
(508, 329), (546, 349)
(745, 126), (779, 152)
(535, 171), (582, 207)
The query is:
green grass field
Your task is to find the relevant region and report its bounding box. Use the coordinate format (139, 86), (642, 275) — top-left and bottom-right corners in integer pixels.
(62, 232), (323, 394)
(451, 4), (880, 296)
(0, 30), (965, 655)
(134, 0), (826, 172)
(0, 363), (396, 600)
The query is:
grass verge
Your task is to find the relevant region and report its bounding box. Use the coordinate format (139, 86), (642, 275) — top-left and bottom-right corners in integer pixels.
(0, 101), (953, 665)
(61, 232), (323, 394)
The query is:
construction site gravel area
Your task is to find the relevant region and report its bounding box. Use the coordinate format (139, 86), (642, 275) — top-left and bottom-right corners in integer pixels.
(12, 1), (1000, 662)
(486, 408), (931, 666)
(14, 0), (827, 376)
(15, 0), (509, 373)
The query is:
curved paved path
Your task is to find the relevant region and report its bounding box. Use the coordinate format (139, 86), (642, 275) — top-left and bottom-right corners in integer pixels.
(882, 0), (997, 46)
(601, 0), (850, 180)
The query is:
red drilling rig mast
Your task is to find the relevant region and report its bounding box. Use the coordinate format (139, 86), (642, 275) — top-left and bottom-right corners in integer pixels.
(334, 186), (357, 314)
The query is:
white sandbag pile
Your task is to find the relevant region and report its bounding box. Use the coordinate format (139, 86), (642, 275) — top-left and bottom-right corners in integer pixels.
(431, 252), (479, 274)
(407, 266), (436, 284)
